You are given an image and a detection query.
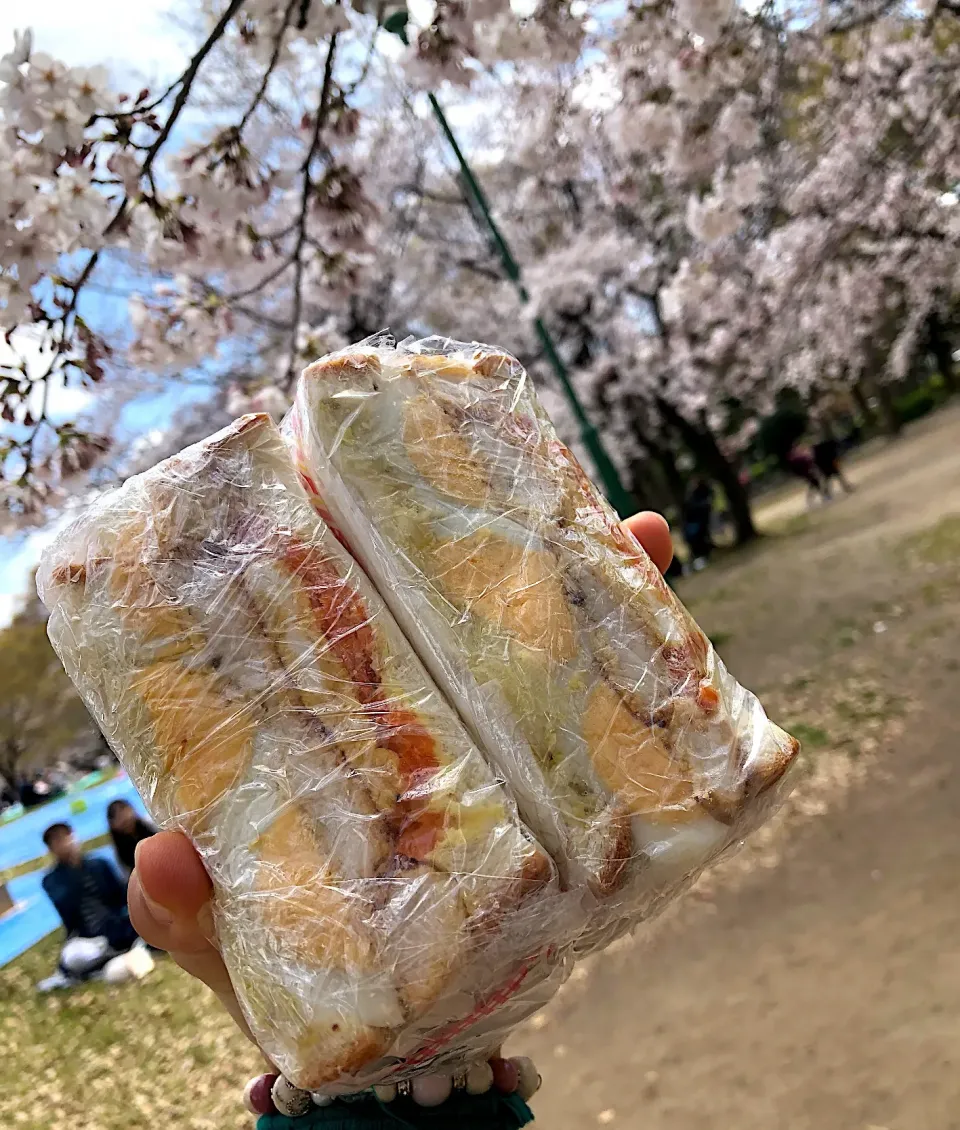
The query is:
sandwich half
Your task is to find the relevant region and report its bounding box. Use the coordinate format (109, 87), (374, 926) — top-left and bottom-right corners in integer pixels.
(289, 338), (799, 933)
(38, 412), (557, 1088)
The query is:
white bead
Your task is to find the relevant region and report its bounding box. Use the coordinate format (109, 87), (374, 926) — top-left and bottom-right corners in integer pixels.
(511, 1057), (541, 1101)
(373, 1084), (398, 1103)
(272, 1076), (312, 1118)
(310, 1092), (335, 1108)
(465, 1061), (495, 1096)
(411, 1074), (453, 1107)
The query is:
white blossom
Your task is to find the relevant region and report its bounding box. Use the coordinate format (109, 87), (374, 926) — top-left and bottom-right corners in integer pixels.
(106, 150), (142, 194)
(26, 51), (71, 99)
(674, 0), (736, 45)
(9, 28), (32, 66)
(71, 65), (111, 116)
(686, 193), (741, 243)
(727, 160), (765, 208)
(716, 92), (760, 149)
(39, 100), (86, 152)
(225, 385), (253, 418)
(610, 101), (680, 156)
(248, 386), (289, 421)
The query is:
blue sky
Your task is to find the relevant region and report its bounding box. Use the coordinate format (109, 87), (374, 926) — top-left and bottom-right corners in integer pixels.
(0, 3), (197, 623)
(0, 3), (188, 87)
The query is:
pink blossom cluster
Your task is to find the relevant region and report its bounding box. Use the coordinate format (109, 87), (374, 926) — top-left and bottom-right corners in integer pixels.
(0, 0), (957, 526)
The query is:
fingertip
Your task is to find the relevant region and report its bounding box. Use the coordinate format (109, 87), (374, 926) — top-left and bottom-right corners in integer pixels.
(129, 861), (223, 963)
(135, 829), (212, 918)
(128, 870), (173, 947)
(622, 511), (673, 574)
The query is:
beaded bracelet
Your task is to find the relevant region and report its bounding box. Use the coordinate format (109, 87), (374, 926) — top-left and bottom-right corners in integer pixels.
(244, 1056), (541, 1121)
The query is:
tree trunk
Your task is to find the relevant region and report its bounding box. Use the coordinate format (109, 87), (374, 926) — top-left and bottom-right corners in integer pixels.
(873, 381), (903, 436)
(927, 313), (957, 394)
(851, 380), (876, 429)
(650, 442), (687, 519)
(656, 399), (758, 544)
(625, 411), (687, 519)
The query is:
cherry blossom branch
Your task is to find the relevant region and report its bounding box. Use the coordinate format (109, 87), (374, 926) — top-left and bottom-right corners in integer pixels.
(234, 305), (292, 331)
(223, 255), (300, 303)
(89, 72), (187, 123)
(139, 0), (247, 184)
(8, 0), (248, 484)
(236, 0), (300, 135)
(394, 184), (465, 206)
(285, 30), (340, 388)
(53, 0), (248, 308)
(822, 0), (901, 33)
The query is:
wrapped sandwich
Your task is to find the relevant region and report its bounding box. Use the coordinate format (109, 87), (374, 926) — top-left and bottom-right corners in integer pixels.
(37, 413), (564, 1089)
(289, 337), (799, 942)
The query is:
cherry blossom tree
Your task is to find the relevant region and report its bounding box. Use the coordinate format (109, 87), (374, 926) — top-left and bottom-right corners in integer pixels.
(0, 2), (597, 518)
(1, 0), (957, 543)
(440, 0), (960, 540)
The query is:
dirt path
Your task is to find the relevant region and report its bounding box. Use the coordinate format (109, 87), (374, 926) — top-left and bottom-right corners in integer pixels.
(509, 406), (960, 1130)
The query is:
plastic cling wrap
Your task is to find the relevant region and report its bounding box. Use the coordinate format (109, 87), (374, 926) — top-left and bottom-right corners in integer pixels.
(38, 413), (566, 1090)
(39, 339), (800, 1091)
(289, 337), (800, 947)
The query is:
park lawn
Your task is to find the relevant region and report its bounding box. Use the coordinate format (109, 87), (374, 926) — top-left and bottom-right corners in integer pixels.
(1, 933), (260, 1130)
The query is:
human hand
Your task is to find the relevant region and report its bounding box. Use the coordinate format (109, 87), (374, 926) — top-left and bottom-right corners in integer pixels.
(128, 512), (672, 1082)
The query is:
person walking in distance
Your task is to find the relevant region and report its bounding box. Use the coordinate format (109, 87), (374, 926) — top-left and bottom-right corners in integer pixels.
(786, 443), (827, 508)
(812, 427), (855, 500)
(682, 477), (715, 570)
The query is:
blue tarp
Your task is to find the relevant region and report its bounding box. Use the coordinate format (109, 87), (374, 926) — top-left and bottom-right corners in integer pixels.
(0, 775), (148, 874)
(0, 846), (117, 969)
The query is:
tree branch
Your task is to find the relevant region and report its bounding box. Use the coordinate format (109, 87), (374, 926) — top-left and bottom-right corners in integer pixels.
(822, 0), (900, 33)
(16, 0), (247, 477)
(285, 29), (340, 388)
(237, 0), (300, 135)
(452, 257), (504, 282)
(345, 7), (383, 96)
(223, 254), (298, 302)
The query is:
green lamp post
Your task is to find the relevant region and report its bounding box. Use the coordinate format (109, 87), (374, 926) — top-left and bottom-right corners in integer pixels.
(383, 9), (634, 516)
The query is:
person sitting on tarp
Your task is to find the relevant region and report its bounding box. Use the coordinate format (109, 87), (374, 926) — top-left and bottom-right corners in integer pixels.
(107, 799), (157, 876)
(40, 821), (140, 985)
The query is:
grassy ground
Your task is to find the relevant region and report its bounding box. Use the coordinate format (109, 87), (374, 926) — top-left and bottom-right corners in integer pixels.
(1, 938), (259, 1130)
(2, 402), (959, 1130)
